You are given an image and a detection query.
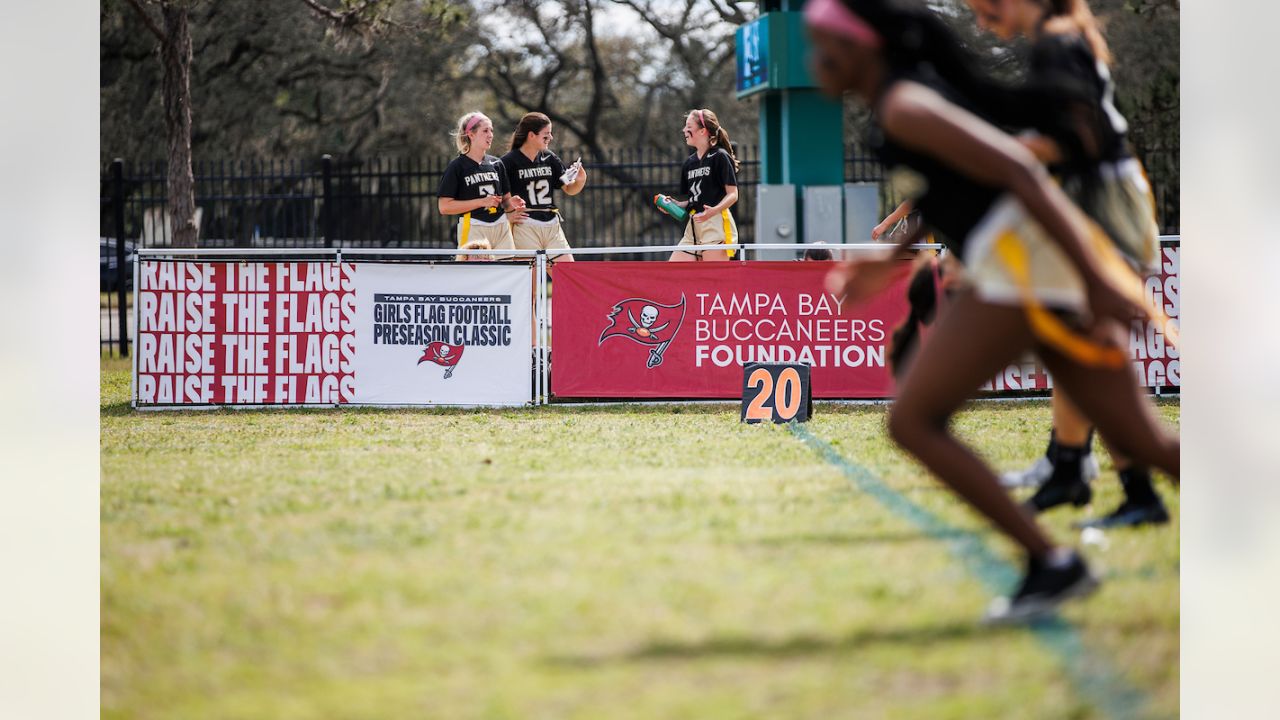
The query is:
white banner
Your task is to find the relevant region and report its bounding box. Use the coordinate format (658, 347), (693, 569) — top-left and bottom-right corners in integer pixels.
(353, 263), (532, 405)
(134, 261), (533, 407)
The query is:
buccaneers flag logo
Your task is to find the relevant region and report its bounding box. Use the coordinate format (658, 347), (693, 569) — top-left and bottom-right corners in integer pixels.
(598, 295), (686, 368)
(418, 341), (465, 379)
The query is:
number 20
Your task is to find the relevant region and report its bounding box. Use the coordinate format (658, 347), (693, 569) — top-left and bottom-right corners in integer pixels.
(745, 367), (802, 422)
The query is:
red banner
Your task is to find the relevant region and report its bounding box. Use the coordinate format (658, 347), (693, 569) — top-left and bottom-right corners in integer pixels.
(551, 261), (912, 398)
(136, 261), (357, 405)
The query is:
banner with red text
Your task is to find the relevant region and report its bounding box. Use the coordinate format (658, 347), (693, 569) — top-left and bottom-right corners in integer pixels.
(134, 261), (532, 407)
(550, 261), (912, 398)
(980, 237), (1181, 392)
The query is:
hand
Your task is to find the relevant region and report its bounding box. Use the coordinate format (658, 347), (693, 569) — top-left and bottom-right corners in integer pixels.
(871, 221), (889, 240)
(508, 195), (526, 210)
(1085, 275), (1145, 326)
(824, 256), (913, 310)
(506, 206), (529, 224)
(693, 208), (715, 223)
(483, 195), (503, 209)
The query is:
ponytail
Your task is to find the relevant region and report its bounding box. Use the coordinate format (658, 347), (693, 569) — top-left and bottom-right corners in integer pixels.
(1047, 0), (1112, 65)
(692, 108), (741, 172)
(453, 111), (488, 154)
(887, 257), (940, 377)
(509, 111), (552, 153)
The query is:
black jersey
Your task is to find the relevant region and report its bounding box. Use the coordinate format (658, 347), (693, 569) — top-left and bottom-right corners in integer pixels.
(499, 149), (567, 222)
(1027, 32), (1130, 172)
(437, 154), (508, 223)
(679, 146), (737, 214)
(869, 68), (1002, 252)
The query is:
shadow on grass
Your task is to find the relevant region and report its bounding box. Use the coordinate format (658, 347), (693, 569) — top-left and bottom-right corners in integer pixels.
(546, 620), (1013, 667)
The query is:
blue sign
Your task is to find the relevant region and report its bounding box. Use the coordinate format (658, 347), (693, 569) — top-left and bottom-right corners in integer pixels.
(736, 16), (770, 95)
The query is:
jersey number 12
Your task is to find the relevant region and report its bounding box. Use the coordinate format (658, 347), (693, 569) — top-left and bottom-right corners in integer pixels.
(526, 179), (552, 206)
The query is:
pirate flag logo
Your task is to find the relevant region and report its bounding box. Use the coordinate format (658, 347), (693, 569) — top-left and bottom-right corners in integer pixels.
(418, 341), (465, 379)
(598, 295), (686, 368)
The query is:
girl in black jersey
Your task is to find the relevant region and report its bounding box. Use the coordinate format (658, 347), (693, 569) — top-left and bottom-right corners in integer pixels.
(499, 112), (587, 264)
(805, 0), (1179, 622)
(963, 0), (1169, 528)
(659, 109), (741, 262)
(437, 111), (527, 258)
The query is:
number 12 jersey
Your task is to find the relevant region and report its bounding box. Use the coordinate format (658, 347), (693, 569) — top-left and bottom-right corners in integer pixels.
(499, 149), (569, 223)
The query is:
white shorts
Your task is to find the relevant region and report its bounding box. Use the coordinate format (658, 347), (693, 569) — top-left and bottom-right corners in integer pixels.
(678, 209), (738, 258)
(458, 213), (514, 254)
(1062, 158), (1160, 271)
(512, 217), (572, 258)
(961, 192), (1149, 313)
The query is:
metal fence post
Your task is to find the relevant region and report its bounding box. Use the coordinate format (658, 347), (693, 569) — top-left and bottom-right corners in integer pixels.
(113, 158), (129, 357)
(321, 154), (335, 247)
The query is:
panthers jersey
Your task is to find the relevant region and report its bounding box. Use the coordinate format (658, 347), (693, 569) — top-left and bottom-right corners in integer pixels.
(500, 149), (568, 222)
(438, 154), (508, 223)
(679, 146), (737, 214)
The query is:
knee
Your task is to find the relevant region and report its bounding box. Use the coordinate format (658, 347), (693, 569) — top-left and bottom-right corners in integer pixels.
(888, 403), (949, 452)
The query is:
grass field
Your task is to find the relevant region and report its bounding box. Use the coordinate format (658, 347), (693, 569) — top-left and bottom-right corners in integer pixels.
(101, 357), (1179, 719)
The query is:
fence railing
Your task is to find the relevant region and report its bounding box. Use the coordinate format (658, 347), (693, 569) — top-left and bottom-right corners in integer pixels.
(99, 144), (1178, 355)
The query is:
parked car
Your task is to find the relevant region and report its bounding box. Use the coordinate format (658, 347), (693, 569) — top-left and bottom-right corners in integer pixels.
(100, 238), (136, 291)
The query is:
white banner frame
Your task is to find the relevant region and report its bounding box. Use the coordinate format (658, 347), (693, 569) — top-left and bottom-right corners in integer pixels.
(131, 250), (541, 410)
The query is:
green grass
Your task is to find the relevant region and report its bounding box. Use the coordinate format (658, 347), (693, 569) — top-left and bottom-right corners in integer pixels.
(101, 357), (1179, 719)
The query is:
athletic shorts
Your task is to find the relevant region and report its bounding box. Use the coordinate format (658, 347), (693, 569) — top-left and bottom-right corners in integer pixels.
(512, 217), (571, 258)
(1062, 158), (1160, 272)
(678, 209), (738, 258)
(458, 213), (514, 256)
(961, 195), (1102, 312)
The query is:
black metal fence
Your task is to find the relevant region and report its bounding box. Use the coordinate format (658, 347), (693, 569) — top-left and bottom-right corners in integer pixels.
(100, 144), (1178, 355)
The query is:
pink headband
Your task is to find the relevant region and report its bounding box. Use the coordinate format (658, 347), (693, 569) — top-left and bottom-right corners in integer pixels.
(698, 109), (707, 128)
(803, 0), (883, 48)
(465, 114), (485, 134)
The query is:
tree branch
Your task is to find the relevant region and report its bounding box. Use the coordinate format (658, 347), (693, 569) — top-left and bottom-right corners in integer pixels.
(124, 0), (166, 44)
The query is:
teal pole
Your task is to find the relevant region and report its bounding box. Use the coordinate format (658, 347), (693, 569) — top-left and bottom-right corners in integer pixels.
(748, 1), (844, 240)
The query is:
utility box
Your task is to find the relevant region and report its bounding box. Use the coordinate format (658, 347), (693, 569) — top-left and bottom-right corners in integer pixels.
(803, 185), (844, 246)
(844, 182), (880, 246)
(754, 184), (797, 260)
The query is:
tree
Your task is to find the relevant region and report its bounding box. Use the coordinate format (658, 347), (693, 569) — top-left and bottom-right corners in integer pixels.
(122, 0), (200, 247)
(109, 0), (465, 246)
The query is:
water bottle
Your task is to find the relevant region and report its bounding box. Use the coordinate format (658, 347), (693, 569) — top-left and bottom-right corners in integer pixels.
(653, 194), (689, 224)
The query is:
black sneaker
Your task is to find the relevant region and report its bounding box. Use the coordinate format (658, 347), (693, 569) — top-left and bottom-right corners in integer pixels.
(984, 551), (1099, 624)
(1026, 478), (1092, 513)
(1076, 499), (1170, 530)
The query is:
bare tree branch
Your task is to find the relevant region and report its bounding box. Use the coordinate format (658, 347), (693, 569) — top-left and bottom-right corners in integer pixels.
(125, 0), (167, 43)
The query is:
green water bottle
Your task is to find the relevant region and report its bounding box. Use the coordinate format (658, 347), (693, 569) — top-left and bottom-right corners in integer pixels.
(653, 194), (690, 224)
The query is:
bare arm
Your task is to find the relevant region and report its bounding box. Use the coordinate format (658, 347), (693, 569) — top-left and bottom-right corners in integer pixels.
(563, 163), (587, 196)
(880, 83), (1107, 294)
(1018, 133), (1064, 165)
(695, 186), (738, 220)
(439, 196), (502, 216)
(872, 199), (914, 239)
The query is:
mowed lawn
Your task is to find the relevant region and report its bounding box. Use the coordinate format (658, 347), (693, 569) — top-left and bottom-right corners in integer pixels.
(101, 358), (1179, 720)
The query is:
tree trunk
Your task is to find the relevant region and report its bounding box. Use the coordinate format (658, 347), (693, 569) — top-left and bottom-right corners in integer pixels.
(161, 5), (198, 247)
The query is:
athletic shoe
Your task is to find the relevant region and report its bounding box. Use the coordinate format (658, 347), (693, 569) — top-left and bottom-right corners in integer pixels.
(1076, 499), (1170, 530)
(983, 550), (1099, 624)
(1000, 456), (1053, 489)
(1000, 453), (1100, 489)
(1026, 477), (1092, 513)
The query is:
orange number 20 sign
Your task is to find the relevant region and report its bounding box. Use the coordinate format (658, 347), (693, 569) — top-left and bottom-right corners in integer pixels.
(740, 363), (812, 424)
